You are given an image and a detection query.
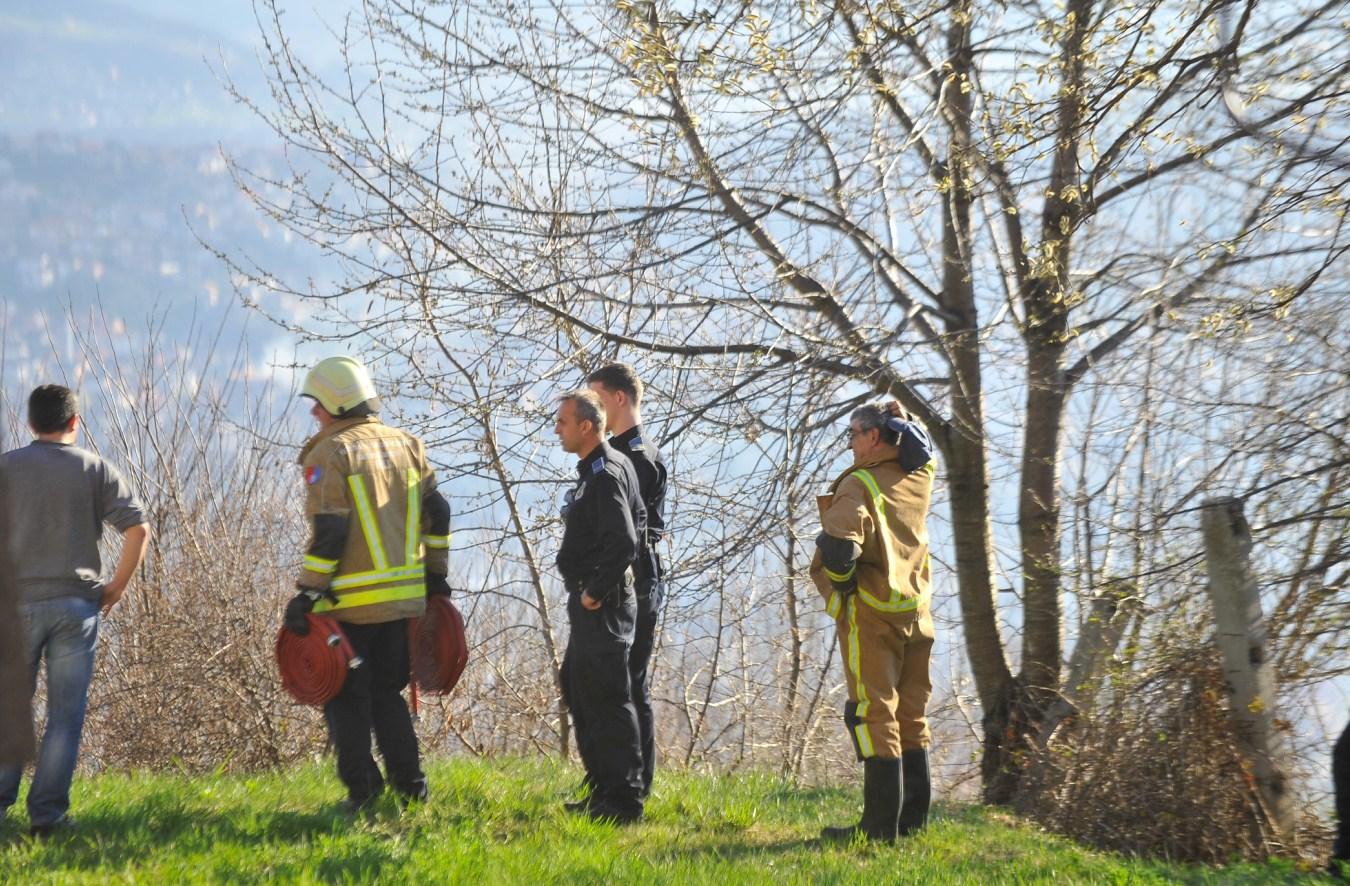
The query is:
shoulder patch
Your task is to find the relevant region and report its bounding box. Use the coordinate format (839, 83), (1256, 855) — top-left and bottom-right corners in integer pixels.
(628, 437), (646, 452)
(591, 457), (606, 474)
(304, 465), (322, 486)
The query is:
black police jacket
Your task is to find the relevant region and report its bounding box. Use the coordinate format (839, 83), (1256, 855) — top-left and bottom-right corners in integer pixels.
(557, 441), (647, 600)
(609, 425), (668, 589)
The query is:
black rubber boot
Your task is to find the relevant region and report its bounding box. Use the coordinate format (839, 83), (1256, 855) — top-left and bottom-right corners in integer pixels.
(897, 748), (931, 836)
(821, 758), (901, 843)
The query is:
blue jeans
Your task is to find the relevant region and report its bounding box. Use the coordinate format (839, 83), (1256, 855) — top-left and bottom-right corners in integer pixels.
(0, 596), (99, 826)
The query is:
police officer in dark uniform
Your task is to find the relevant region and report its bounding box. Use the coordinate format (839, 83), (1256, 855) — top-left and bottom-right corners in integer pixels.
(587, 363), (667, 799)
(553, 389), (647, 823)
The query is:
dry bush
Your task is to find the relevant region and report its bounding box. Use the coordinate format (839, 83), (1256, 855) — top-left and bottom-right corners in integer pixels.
(1016, 645), (1304, 864)
(3, 309), (325, 773)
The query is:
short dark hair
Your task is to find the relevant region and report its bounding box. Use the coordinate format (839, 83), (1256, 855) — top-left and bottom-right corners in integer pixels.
(29, 385), (79, 434)
(850, 403), (899, 445)
(586, 362), (643, 405)
(558, 389), (606, 432)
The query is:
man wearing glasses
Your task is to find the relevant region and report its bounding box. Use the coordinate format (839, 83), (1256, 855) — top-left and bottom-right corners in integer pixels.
(813, 400), (936, 843)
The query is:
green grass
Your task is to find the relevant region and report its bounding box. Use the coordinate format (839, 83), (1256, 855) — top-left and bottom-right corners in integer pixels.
(0, 756), (1335, 883)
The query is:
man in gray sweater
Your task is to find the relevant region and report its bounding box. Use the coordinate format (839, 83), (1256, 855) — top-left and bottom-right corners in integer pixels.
(0, 385), (150, 838)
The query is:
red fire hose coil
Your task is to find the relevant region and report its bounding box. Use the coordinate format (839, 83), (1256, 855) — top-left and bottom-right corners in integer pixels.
(275, 614), (360, 706)
(409, 596), (468, 695)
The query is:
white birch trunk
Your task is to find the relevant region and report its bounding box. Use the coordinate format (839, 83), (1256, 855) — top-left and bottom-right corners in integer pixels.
(1202, 496), (1294, 842)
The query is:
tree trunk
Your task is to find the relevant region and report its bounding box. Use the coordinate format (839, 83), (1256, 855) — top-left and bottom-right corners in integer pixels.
(1201, 496), (1294, 842)
(1020, 342), (1067, 698)
(940, 4), (1019, 802)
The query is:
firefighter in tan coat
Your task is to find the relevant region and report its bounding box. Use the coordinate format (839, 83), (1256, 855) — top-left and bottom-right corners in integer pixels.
(283, 356), (452, 811)
(812, 401), (936, 843)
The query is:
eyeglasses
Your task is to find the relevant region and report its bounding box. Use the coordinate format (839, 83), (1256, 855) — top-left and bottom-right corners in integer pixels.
(844, 426), (870, 443)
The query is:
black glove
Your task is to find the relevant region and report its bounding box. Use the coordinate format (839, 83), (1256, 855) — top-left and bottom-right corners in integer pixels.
(284, 592), (316, 636)
(427, 573), (452, 598)
(817, 532), (860, 595)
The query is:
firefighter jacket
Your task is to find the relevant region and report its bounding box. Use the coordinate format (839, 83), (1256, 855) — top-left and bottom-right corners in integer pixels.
(609, 425), (667, 595)
(556, 441), (646, 604)
(809, 452), (934, 620)
(296, 416), (451, 624)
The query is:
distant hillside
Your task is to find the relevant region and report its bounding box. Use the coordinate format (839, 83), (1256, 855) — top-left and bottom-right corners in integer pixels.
(0, 0), (270, 145)
(0, 132), (327, 376)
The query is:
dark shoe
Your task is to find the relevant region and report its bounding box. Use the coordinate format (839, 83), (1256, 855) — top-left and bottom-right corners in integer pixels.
(29, 816), (74, 840)
(587, 802), (643, 825)
(898, 748), (931, 836)
(820, 758), (901, 844)
(337, 796), (379, 816)
(395, 779), (429, 808)
(563, 777), (595, 813)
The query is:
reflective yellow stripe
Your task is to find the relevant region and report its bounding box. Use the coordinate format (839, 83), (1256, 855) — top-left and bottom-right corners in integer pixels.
(405, 469), (421, 566)
(824, 564), (855, 583)
(849, 468), (927, 613)
(826, 591), (842, 619)
(846, 596), (875, 758)
(331, 564), (425, 591)
(855, 724), (875, 758)
(348, 475), (389, 572)
(852, 469), (885, 518)
(303, 555), (338, 574)
(423, 534), (451, 550)
(857, 588), (925, 613)
(312, 583), (426, 613)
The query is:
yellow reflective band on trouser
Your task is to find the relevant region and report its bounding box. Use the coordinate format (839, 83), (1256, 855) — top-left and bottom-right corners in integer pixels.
(330, 565), (425, 591)
(846, 595), (875, 758)
(405, 468), (421, 566)
(824, 564), (856, 583)
(850, 468), (928, 614)
(312, 583), (427, 613)
(424, 534), (451, 550)
(303, 555), (338, 575)
(348, 474), (390, 572)
(826, 591), (842, 619)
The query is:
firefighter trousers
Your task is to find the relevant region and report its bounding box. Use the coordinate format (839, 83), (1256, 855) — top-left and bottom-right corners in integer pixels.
(834, 594), (933, 760)
(561, 591), (643, 816)
(324, 619), (425, 803)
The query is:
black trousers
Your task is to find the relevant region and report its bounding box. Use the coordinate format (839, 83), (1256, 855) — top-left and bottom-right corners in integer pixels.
(629, 582), (662, 798)
(323, 619), (425, 803)
(1335, 718), (1349, 860)
(560, 592), (643, 816)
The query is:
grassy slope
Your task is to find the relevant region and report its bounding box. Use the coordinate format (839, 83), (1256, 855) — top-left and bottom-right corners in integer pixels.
(0, 757), (1334, 884)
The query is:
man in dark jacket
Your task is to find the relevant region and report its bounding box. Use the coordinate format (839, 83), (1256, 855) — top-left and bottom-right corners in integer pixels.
(554, 389), (647, 823)
(587, 362), (668, 800)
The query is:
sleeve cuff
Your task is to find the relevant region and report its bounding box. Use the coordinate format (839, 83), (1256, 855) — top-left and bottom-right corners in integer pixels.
(303, 554), (339, 575)
(296, 574), (331, 592)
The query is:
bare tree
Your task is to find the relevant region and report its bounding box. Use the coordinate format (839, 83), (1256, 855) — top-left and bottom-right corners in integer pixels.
(221, 0), (1350, 803)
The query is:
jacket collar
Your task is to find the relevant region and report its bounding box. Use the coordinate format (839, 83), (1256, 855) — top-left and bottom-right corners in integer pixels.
(298, 415), (380, 463)
(831, 451), (901, 490)
(576, 440), (613, 478)
(609, 424), (646, 453)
